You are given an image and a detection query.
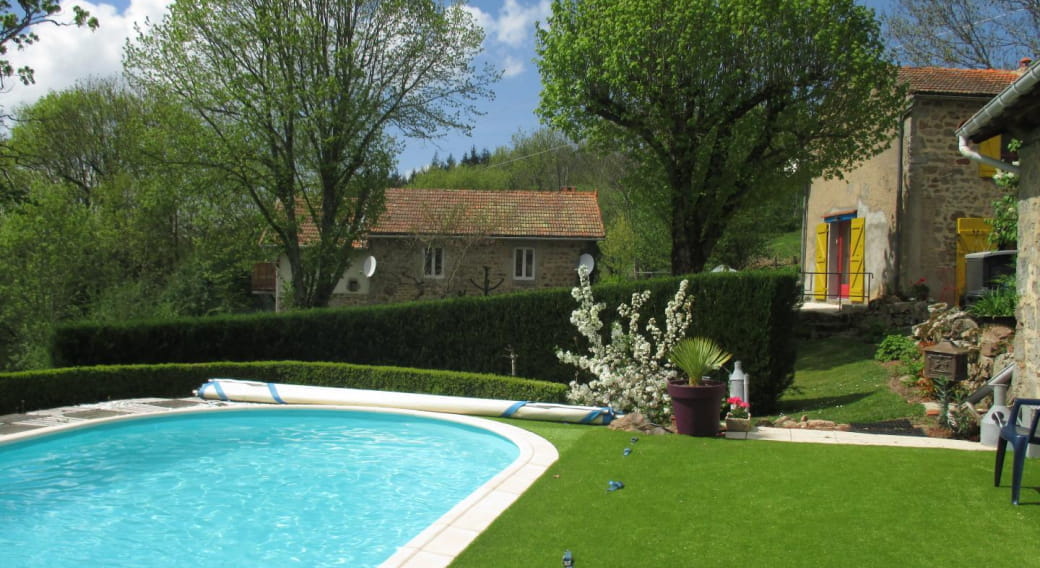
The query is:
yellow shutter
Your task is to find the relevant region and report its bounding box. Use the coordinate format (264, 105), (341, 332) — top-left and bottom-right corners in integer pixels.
(849, 218), (866, 303)
(978, 136), (1002, 178)
(955, 217), (994, 303)
(814, 223), (828, 300)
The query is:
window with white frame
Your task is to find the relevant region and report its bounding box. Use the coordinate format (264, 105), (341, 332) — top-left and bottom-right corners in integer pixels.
(514, 247), (535, 280)
(424, 246), (444, 278)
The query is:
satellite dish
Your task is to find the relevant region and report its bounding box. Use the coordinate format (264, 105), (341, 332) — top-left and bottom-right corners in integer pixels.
(362, 256), (377, 278)
(577, 253), (595, 272)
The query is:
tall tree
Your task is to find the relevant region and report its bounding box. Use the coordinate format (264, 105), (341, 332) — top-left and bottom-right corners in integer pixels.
(0, 0), (99, 204)
(537, 0), (904, 274)
(0, 79), (265, 369)
(885, 0), (1040, 69)
(0, 0), (98, 90)
(7, 77), (142, 206)
(125, 0), (497, 308)
(506, 128), (584, 190)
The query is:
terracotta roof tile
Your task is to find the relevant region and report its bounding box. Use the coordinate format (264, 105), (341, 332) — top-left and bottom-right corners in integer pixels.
(898, 67), (1020, 96)
(372, 188), (605, 239)
(288, 188), (605, 245)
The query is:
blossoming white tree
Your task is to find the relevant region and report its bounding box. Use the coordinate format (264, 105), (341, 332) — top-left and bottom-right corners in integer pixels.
(557, 266), (693, 423)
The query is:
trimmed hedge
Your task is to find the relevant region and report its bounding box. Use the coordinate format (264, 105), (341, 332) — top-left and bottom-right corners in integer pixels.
(52, 270), (800, 412)
(0, 361), (568, 414)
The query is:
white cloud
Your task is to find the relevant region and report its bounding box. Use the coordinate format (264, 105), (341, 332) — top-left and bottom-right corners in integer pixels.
(460, 4), (494, 34)
(494, 0), (549, 48)
(0, 0), (545, 114)
(464, 0), (548, 79)
(2, 0), (172, 113)
(501, 55), (525, 78)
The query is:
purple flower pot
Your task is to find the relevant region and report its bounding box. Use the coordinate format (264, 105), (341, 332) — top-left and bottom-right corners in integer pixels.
(667, 380), (725, 436)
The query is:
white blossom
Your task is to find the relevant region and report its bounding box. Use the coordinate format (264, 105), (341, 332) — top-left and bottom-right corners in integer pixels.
(556, 266), (693, 423)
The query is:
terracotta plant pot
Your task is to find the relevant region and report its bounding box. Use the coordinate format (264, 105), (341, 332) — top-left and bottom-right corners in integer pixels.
(667, 380), (726, 436)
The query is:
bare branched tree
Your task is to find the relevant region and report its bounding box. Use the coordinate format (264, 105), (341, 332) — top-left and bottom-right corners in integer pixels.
(885, 0), (1039, 69)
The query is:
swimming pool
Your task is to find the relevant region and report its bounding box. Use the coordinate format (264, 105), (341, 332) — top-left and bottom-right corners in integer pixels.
(0, 407), (522, 567)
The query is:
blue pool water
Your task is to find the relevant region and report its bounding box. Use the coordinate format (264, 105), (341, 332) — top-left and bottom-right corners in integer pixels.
(0, 408), (519, 567)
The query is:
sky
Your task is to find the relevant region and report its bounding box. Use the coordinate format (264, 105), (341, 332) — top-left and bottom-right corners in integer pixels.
(8, 0), (894, 175)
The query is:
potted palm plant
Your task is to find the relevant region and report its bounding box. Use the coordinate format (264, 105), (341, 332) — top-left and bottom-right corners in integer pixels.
(667, 337), (732, 436)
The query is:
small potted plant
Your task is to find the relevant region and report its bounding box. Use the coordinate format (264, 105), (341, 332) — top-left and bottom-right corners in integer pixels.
(910, 277), (929, 301)
(667, 337), (732, 436)
(725, 396), (752, 438)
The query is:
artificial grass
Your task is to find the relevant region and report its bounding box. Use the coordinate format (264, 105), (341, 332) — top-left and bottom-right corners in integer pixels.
(453, 422), (1040, 567)
(771, 336), (923, 424)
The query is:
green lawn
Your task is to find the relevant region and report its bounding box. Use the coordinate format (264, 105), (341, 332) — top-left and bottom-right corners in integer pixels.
(453, 422), (1038, 567)
(766, 229), (802, 261)
(450, 338), (1037, 567)
(771, 336), (925, 424)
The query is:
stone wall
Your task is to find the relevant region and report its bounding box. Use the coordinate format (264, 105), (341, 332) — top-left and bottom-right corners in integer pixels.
(804, 95), (1004, 305)
(900, 96), (1005, 304)
(1014, 137), (1039, 398)
(911, 303), (1015, 393)
(325, 237), (596, 307)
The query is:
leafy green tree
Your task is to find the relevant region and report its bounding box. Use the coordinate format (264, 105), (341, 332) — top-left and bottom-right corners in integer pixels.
(504, 128), (585, 190)
(537, 0), (904, 274)
(7, 77), (143, 205)
(598, 213), (671, 279)
(406, 162), (512, 189)
(885, 0), (1039, 69)
(0, 0), (99, 203)
(989, 139), (1021, 248)
(125, 0), (497, 308)
(0, 79), (265, 369)
(0, 180), (100, 369)
(0, 0), (98, 90)
(6, 78), (255, 286)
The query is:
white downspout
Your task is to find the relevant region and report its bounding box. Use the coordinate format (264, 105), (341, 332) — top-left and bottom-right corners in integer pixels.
(956, 58), (1039, 175)
(958, 135), (1020, 175)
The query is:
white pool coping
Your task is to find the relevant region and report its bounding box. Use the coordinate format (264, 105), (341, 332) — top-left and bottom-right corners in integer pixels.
(0, 399), (560, 568)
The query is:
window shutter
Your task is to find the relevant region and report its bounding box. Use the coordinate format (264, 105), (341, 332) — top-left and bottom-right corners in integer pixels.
(849, 218), (866, 303)
(814, 223), (828, 300)
(978, 136), (1002, 178)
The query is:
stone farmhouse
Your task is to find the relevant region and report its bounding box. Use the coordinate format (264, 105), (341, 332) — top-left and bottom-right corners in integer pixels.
(803, 64), (1026, 306)
(253, 187), (605, 310)
(957, 60), (1040, 398)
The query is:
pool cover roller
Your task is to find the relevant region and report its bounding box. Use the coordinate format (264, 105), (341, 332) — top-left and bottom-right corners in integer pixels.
(196, 378), (616, 425)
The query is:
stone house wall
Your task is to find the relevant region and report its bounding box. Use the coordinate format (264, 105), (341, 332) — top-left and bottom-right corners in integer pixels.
(323, 237), (596, 307)
(804, 95), (1004, 304)
(804, 126), (901, 298)
(899, 95), (1005, 304)
(1014, 138), (1039, 399)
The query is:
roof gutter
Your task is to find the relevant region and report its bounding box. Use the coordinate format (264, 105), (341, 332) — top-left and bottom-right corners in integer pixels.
(955, 61), (1040, 176)
(958, 135), (1020, 175)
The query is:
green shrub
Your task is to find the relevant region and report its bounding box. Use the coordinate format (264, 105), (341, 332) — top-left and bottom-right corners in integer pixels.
(897, 358), (925, 379)
(51, 270), (800, 413)
(968, 274), (1017, 318)
(874, 334), (919, 363)
(0, 361), (568, 414)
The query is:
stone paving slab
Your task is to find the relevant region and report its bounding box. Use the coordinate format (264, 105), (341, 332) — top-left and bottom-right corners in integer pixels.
(734, 426), (988, 451)
(64, 409), (131, 420)
(0, 398), (217, 443)
(0, 423), (43, 435)
(146, 399), (205, 409)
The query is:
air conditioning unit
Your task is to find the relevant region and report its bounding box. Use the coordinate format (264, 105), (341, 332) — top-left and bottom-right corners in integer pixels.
(964, 250), (1016, 305)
